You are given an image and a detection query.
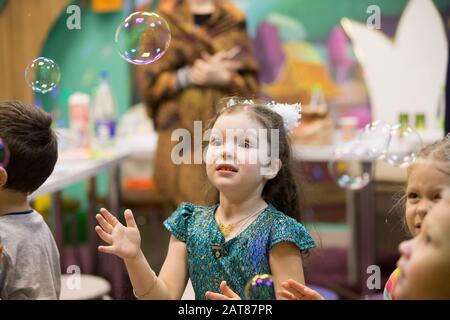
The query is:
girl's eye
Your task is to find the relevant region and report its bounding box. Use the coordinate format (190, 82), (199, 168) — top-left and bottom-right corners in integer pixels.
(209, 138), (222, 146)
(433, 193), (442, 201)
(239, 139), (252, 149)
(408, 192), (419, 200)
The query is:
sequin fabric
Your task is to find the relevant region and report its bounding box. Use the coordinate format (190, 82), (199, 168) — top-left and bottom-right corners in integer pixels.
(163, 202), (316, 300)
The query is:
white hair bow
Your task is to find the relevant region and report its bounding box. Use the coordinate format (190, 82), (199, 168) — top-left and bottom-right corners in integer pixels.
(226, 99), (301, 133)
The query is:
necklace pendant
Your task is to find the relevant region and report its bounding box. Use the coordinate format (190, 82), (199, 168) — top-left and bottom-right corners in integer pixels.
(218, 223), (232, 237)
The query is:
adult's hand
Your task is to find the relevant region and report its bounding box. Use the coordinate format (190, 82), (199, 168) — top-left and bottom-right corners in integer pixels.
(190, 47), (243, 87)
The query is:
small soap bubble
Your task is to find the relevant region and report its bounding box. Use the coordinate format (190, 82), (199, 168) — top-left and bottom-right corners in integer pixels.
(244, 274), (275, 300)
(328, 141), (373, 190)
(25, 57), (61, 93)
(358, 121), (391, 159)
(114, 11), (171, 65)
(384, 125), (422, 168)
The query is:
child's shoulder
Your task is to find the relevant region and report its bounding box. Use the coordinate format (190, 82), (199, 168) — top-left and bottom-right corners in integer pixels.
(168, 202), (218, 224)
(265, 204), (301, 225)
(264, 204), (316, 250)
(384, 267), (401, 300)
(176, 202), (217, 216)
(0, 210), (54, 240)
(164, 202), (217, 242)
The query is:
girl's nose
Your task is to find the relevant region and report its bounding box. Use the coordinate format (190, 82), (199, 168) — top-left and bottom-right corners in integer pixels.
(221, 142), (235, 160)
(416, 200), (433, 219)
(399, 238), (414, 259)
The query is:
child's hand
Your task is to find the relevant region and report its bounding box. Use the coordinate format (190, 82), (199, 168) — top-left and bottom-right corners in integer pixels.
(205, 281), (241, 300)
(95, 208), (141, 261)
(277, 279), (325, 300)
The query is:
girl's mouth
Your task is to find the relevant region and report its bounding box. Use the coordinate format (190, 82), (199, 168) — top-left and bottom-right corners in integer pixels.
(216, 163), (238, 173)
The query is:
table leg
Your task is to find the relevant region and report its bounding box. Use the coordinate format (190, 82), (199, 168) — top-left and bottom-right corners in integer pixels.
(347, 162), (376, 296)
(108, 165), (125, 299)
(359, 162), (376, 296)
(51, 191), (65, 271)
(84, 176), (97, 274)
(346, 189), (358, 284)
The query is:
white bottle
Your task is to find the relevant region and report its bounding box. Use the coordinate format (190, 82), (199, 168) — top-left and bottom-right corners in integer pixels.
(69, 92), (91, 149)
(92, 71), (118, 149)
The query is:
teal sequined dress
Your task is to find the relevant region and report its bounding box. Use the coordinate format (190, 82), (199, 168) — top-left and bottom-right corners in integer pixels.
(163, 202), (316, 300)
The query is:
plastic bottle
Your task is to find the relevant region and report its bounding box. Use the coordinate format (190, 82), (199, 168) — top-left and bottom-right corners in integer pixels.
(92, 71), (118, 149)
(69, 92), (91, 149)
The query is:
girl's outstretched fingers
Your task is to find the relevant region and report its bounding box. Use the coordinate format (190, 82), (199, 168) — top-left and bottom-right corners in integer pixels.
(98, 245), (115, 255)
(96, 214), (113, 234)
(282, 280), (325, 300)
(99, 208), (118, 227)
(205, 281), (241, 300)
(277, 288), (297, 300)
(95, 226), (112, 244)
(219, 281), (240, 299)
(124, 209), (137, 228)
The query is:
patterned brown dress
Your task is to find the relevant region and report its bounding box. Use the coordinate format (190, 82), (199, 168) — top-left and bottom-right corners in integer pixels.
(136, 0), (259, 207)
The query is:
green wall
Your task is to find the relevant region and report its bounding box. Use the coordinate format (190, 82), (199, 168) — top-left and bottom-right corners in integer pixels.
(237, 0), (450, 40)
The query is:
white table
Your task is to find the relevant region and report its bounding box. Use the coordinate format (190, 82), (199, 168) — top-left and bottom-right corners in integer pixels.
(29, 139), (157, 299)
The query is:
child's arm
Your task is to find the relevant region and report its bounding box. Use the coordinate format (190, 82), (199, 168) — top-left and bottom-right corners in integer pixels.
(269, 243), (325, 300)
(269, 242), (306, 300)
(95, 208), (188, 300)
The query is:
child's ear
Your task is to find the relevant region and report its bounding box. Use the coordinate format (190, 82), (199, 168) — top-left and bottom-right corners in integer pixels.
(0, 168), (7, 189)
(262, 159), (282, 181)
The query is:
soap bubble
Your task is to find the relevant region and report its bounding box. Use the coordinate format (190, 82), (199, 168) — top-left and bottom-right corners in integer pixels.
(384, 125), (422, 168)
(328, 141), (373, 190)
(358, 121), (391, 159)
(114, 11), (171, 65)
(244, 274), (275, 300)
(25, 57), (60, 93)
(0, 138), (9, 168)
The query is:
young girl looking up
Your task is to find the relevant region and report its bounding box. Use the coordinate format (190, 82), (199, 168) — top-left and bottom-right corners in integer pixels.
(277, 138), (450, 300)
(393, 188), (450, 300)
(95, 98), (315, 300)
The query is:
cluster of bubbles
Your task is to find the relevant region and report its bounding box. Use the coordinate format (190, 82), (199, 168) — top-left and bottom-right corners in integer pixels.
(329, 121), (423, 190)
(25, 12), (171, 93)
(0, 138), (9, 169)
(114, 11), (171, 65)
(244, 274), (275, 300)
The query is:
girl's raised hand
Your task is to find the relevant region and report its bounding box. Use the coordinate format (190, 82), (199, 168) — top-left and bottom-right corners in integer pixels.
(277, 279), (325, 300)
(205, 281), (241, 300)
(95, 208), (141, 260)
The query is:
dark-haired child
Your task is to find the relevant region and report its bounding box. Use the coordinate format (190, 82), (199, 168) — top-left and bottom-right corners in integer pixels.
(0, 101), (60, 299)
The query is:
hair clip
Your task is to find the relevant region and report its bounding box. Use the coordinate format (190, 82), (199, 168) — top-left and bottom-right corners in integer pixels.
(226, 99), (302, 133)
(266, 101), (302, 133)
